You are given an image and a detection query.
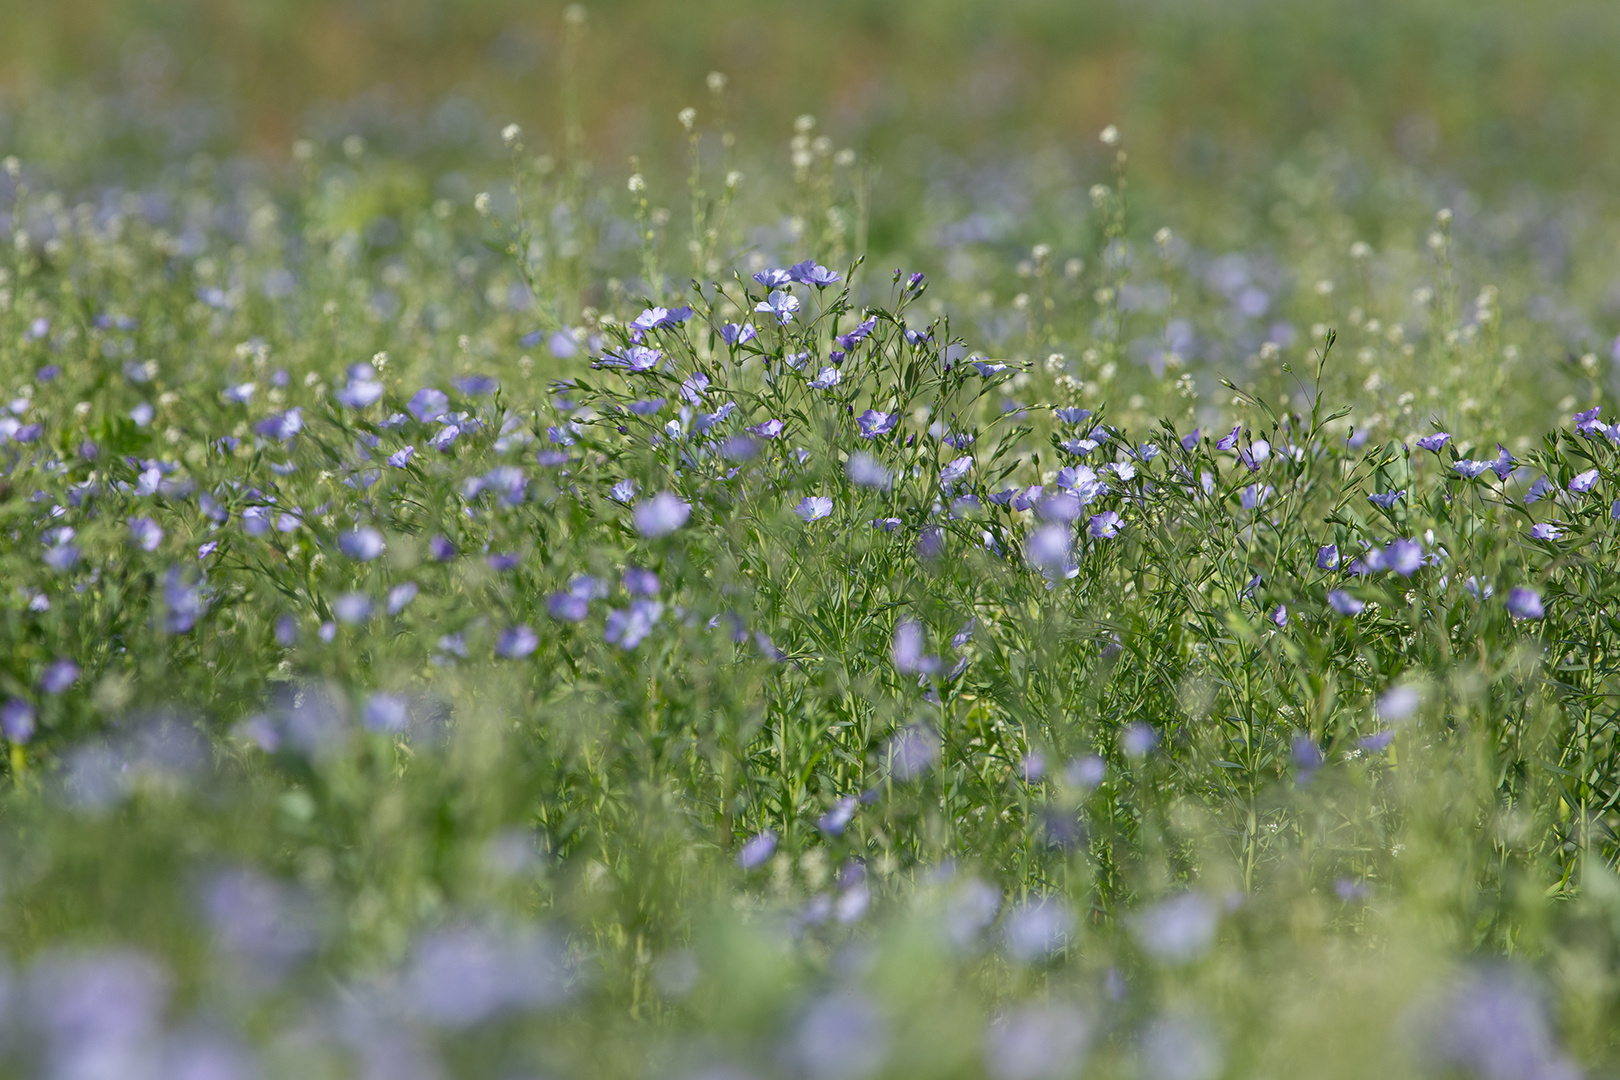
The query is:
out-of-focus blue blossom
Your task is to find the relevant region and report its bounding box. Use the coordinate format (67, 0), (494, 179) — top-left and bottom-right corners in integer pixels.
(202, 866), (319, 982)
(1122, 722), (1158, 758)
(846, 452), (891, 489)
(408, 388), (449, 423)
(405, 921), (572, 1029)
(429, 534), (457, 562)
(254, 408), (302, 441)
(386, 582), (418, 614)
(888, 725), (940, 780)
(634, 492), (691, 537)
(1140, 1014), (1224, 1080)
(1, 698), (36, 743)
(1328, 590), (1365, 616)
(338, 528), (385, 561)
(164, 567), (207, 633)
(1427, 970), (1579, 1080)
(333, 593), (374, 624)
(737, 830), (777, 869)
(453, 374), (498, 395)
(792, 993), (887, 1080)
(985, 1002), (1091, 1080)
(496, 625), (539, 658)
(1003, 897), (1074, 962)
(892, 619), (940, 675)
(809, 366), (842, 390)
(362, 692), (409, 733)
(1506, 587), (1544, 620)
(623, 567), (660, 596)
(604, 600), (663, 649)
(40, 658), (79, 694)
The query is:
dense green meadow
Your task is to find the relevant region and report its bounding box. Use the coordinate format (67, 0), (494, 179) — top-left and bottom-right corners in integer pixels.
(5, 1), (1620, 1076)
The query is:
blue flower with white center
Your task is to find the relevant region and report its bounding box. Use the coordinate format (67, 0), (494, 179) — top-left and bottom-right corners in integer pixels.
(755, 289), (799, 324)
(856, 409), (896, 438)
(1570, 468), (1599, 493)
(796, 496), (833, 522)
(1089, 511), (1121, 538)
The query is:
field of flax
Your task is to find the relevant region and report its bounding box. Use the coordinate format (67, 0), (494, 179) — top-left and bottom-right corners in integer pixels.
(3, 2), (1620, 1077)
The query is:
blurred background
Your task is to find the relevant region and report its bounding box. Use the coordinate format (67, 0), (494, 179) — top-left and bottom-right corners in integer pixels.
(3, 0), (1616, 196)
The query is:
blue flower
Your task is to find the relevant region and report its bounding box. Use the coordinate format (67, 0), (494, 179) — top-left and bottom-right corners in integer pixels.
(1027, 523), (1073, 571)
(39, 658), (80, 694)
(752, 268), (791, 289)
(362, 692), (409, 733)
(595, 346), (661, 373)
(809, 366), (842, 390)
(254, 408), (303, 441)
(746, 418), (785, 439)
(387, 582), (419, 614)
(719, 322), (757, 346)
(453, 374), (498, 395)
(429, 534), (457, 562)
(335, 376), (384, 409)
(1570, 468), (1600, 493)
(941, 456), (974, 484)
(1384, 538), (1424, 576)
(627, 398), (665, 416)
(1088, 511), (1121, 538)
(891, 619), (941, 675)
(1327, 590), (1364, 616)
(836, 317), (877, 349)
(1416, 432), (1452, 452)
(1055, 407), (1092, 425)
(1524, 475), (1554, 503)
(846, 453), (891, 489)
(737, 830), (777, 869)
(789, 259), (840, 286)
(408, 388), (449, 422)
(1316, 544), (1340, 569)
(633, 492), (691, 537)
(1490, 444), (1514, 481)
(796, 495), (834, 522)
(547, 592), (589, 622)
(1, 699), (35, 744)
(1215, 425), (1242, 452)
(623, 567), (660, 596)
(1529, 522), (1562, 541)
(857, 410), (897, 438)
(164, 567), (207, 632)
(755, 289), (800, 324)
(333, 593), (374, 624)
(604, 599), (663, 649)
(971, 360), (1009, 376)
(128, 516), (163, 552)
(1367, 490), (1405, 510)
(387, 446), (415, 468)
(496, 625), (539, 658)
(1180, 429), (1201, 451)
(337, 528), (385, 562)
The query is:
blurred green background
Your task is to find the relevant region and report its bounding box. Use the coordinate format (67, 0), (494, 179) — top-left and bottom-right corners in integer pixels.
(3, 0), (1617, 197)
